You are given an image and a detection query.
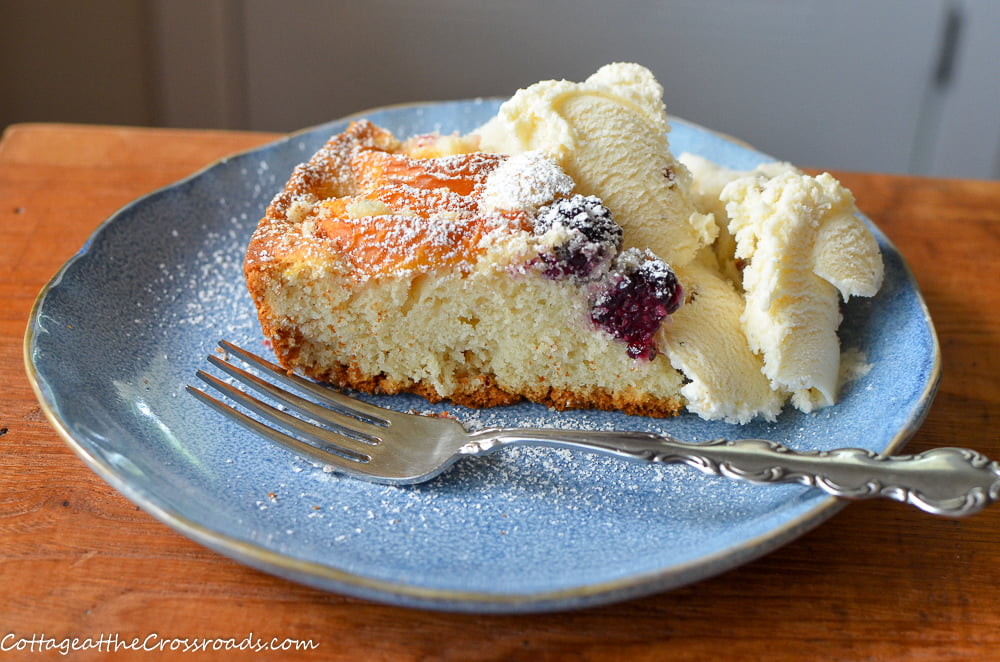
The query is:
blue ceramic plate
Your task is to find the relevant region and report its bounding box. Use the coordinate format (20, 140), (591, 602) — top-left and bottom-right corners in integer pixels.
(25, 100), (940, 613)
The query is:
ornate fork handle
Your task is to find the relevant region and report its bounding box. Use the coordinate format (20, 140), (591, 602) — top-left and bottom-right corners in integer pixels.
(465, 430), (1000, 517)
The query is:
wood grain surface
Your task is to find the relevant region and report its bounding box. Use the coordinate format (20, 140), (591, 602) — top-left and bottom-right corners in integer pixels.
(2, 123), (998, 661)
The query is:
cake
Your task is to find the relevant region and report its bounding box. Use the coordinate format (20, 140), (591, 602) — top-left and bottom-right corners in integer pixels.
(245, 120), (687, 417)
(245, 63), (884, 423)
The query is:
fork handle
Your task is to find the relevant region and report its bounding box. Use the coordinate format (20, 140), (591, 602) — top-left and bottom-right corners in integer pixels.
(465, 430), (1000, 517)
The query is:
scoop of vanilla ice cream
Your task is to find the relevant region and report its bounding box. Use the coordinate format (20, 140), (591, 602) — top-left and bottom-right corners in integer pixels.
(475, 63), (715, 268)
(661, 254), (785, 423)
(722, 170), (884, 410)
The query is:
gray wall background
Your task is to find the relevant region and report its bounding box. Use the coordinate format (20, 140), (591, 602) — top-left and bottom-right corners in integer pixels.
(2, 0), (998, 179)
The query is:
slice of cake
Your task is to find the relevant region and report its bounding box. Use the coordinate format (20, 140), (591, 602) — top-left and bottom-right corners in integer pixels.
(245, 120), (687, 417)
(245, 63), (884, 423)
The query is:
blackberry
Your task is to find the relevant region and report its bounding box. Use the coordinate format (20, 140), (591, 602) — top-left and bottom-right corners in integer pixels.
(590, 249), (683, 360)
(533, 195), (623, 280)
(535, 194), (622, 244)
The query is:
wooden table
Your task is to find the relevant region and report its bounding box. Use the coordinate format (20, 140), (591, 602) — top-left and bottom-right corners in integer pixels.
(2, 123), (998, 661)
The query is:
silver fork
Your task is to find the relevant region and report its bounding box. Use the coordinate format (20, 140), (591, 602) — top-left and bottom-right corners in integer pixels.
(187, 340), (1000, 517)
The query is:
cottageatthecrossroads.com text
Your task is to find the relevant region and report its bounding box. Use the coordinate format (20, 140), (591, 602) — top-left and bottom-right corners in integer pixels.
(2, 632), (320, 655)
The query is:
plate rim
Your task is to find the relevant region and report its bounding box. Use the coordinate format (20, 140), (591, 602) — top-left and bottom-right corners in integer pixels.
(22, 100), (942, 612)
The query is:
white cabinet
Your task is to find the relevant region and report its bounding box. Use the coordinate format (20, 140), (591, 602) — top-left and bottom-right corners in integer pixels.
(6, 0), (996, 179)
(212, 0), (998, 178)
(231, 0), (947, 175)
(916, 1), (1000, 178)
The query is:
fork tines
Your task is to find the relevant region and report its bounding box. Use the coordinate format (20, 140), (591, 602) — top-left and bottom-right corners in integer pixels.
(187, 340), (388, 466)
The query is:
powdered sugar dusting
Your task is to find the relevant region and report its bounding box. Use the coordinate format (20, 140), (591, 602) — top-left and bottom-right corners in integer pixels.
(481, 150), (574, 213)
